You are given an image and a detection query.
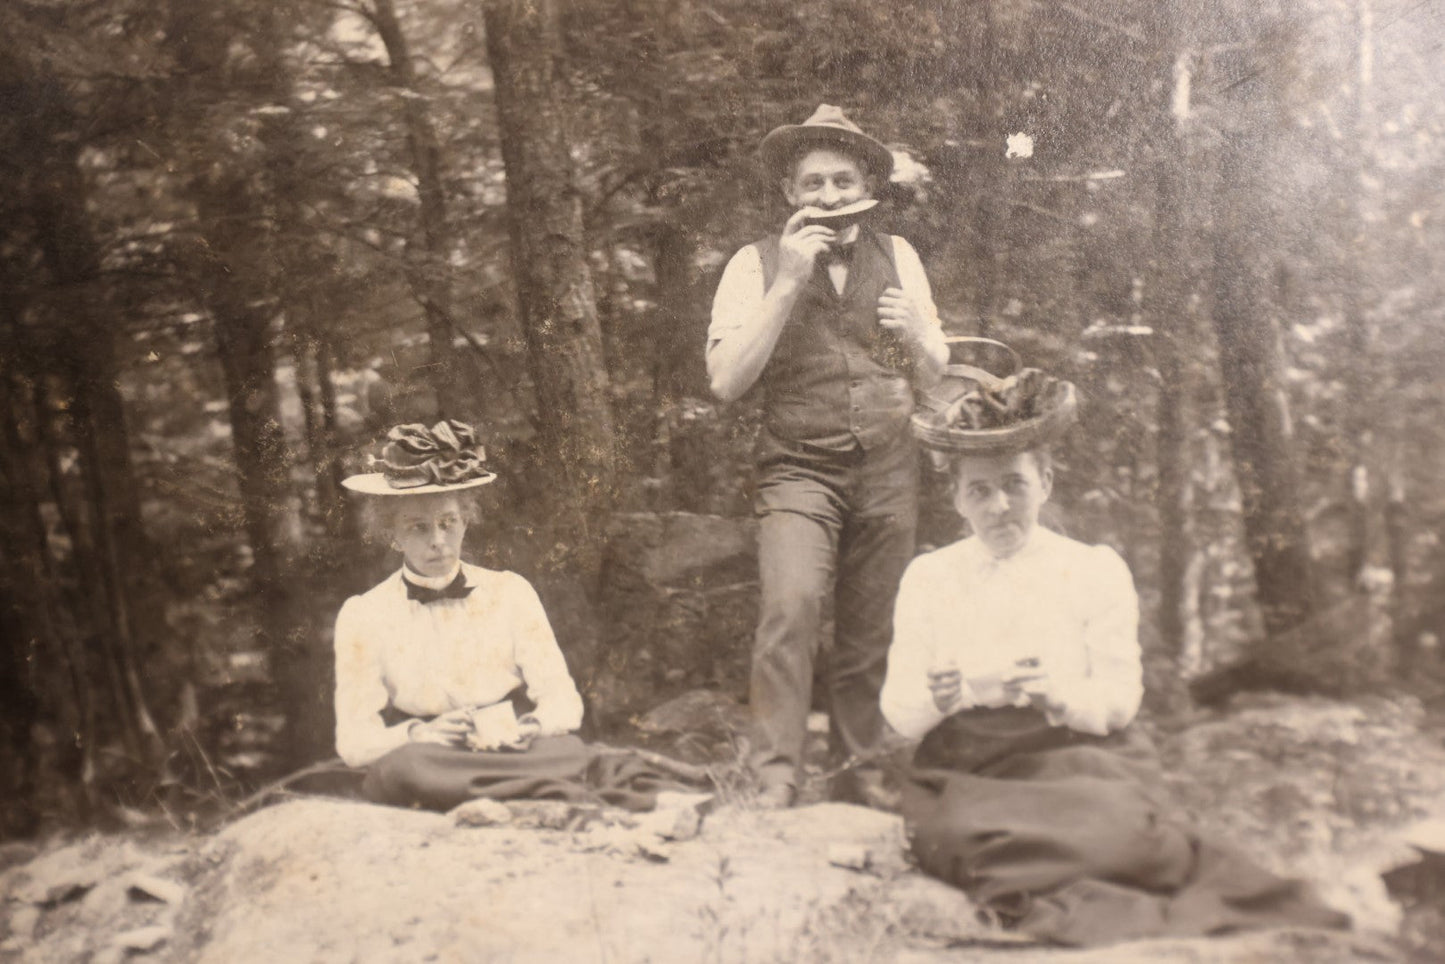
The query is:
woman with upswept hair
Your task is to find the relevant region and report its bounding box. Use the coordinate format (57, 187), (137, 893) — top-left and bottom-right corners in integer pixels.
(884, 346), (1349, 946)
(335, 420), (669, 812)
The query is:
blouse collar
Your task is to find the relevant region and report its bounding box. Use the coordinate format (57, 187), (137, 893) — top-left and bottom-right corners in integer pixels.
(966, 525), (1055, 574)
(400, 561), (464, 590)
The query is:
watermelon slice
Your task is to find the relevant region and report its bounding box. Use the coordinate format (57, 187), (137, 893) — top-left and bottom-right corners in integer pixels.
(799, 198), (879, 229)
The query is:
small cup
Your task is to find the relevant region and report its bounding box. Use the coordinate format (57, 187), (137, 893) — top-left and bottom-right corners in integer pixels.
(968, 669), (1007, 706)
(470, 701), (521, 748)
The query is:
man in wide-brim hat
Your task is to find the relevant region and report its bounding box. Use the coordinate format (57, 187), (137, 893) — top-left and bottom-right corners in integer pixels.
(706, 105), (949, 808)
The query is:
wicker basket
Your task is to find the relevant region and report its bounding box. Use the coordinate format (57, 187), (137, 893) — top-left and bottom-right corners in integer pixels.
(911, 337), (1078, 454)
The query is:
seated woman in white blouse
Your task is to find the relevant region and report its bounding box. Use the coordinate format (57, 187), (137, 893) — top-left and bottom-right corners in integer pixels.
(336, 420), (588, 810)
(882, 446), (1141, 746)
(882, 371), (1346, 947)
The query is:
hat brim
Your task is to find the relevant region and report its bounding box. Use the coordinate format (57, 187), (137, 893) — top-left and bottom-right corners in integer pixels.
(760, 125), (894, 181)
(912, 382), (1078, 456)
(341, 472), (497, 496)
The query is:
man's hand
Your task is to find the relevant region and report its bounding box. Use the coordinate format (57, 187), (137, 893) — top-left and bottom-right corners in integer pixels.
(877, 287), (931, 347)
(776, 208), (837, 285)
(927, 667), (963, 714)
(408, 708), (472, 747)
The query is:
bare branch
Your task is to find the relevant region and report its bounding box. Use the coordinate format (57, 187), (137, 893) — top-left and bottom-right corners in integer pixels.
(1056, 3), (1146, 45)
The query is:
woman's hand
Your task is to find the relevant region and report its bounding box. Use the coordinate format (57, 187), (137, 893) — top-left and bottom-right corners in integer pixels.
(408, 708), (473, 747)
(927, 668), (964, 714)
(463, 712), (544, 752)
(507, 715), (542, 751)
(1002, 659), (1068, 718)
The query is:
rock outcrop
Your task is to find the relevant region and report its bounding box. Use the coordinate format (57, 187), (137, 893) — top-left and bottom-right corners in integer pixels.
(2, 693), (1435, 962)
(590, 513), (759, 727)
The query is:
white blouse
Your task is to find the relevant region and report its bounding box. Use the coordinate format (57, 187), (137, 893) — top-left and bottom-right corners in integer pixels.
(333, 562), (584, 767)
(881, 527), (1142, 741)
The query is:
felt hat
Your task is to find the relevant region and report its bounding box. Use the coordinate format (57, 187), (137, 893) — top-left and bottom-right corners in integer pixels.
(760, 104), (894, 181)
(342, 419), (496, 495)
(912, 338), (1078, 456)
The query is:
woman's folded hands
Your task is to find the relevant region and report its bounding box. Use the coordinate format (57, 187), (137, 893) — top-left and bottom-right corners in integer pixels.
(927, 656), (1071, 719)
(407, 705), (545, 752)
(408, 708), (475, 747)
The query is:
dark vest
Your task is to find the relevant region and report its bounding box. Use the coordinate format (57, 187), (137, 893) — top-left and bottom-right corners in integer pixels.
(754, 229), (914, 451)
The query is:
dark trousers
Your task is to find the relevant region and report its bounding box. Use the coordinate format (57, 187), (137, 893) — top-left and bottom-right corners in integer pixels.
(748, 431), (918, 788)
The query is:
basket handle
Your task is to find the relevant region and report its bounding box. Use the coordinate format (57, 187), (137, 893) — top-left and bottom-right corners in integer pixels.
(943, 337), (1021, 391)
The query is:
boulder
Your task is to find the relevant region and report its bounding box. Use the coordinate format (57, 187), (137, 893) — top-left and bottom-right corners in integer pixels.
(449, 797), (513, 828)
(636, 689), (749, 742)
(591, 512), (758, 726)
(166, 797), (994, 963)
(0, 775), (1396, 964)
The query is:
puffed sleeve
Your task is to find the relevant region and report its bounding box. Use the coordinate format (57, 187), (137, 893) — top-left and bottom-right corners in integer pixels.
(1044, 546), (1143, 735)
(333, 596), (415, 767)
(506, 574), (584, 736)
(882, 556), (954, 740)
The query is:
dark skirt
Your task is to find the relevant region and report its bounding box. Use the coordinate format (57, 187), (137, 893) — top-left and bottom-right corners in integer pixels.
(363, 736), (684, 813)
(901, 707), (1350, 947)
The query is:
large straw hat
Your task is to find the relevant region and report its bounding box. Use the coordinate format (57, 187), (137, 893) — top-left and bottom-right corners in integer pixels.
(912, 338), (1078, 455)
(759, 104), (894, 181)
(342, 419), (496, 495)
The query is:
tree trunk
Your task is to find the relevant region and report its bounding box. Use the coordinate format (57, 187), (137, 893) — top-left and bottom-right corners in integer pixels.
(196, 220), (328, 766)
(483, 0), (618, 573)
(371, 0), (467, 417)
(0, 362), (97, 824)
(1147, 15), (1200, 668)
(316, 334), (359, 543)
(650, 221), (701, 401)
(1209, 132), (1317, 640)
(1340, 0), (1375, 587)
(166, 0), (328, 766)
(1384, 462), (1411, 659)
(970, 5), (1009, 336)
(29, 131), (169, 768)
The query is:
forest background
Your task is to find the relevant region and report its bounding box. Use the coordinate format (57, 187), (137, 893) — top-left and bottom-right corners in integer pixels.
(2, 0), (1443, 838)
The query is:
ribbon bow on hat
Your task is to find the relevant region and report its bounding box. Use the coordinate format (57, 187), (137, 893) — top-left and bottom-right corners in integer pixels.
(341, 419), (497, 495)
(377, 420), (489, 488)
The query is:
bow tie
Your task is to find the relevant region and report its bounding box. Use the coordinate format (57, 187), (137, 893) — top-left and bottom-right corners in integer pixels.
(404, 571), (473, 604)
(821, 243), (855, 268)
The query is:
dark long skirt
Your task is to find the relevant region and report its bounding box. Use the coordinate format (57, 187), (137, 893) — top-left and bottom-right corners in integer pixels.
(901, 707), (1350, 947)
(363, 736), (684, 813)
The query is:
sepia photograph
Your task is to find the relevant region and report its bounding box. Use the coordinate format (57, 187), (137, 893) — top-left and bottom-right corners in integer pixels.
(2, 0), (1443, 960)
